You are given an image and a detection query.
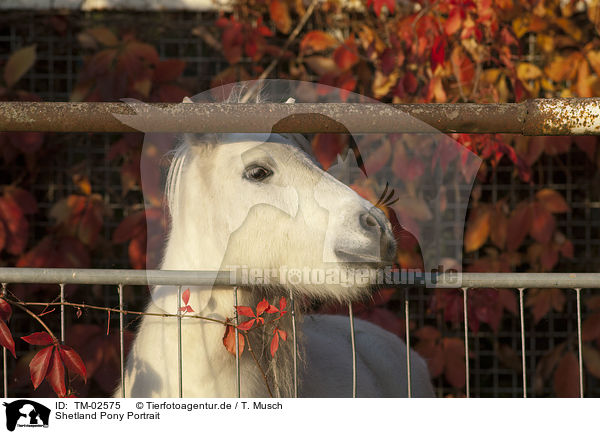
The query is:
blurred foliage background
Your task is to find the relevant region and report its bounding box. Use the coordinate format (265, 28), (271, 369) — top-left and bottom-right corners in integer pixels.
(1, 0), (600, 397)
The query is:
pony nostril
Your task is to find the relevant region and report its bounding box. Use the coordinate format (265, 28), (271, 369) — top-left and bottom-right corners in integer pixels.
(359, 212), (379, 231)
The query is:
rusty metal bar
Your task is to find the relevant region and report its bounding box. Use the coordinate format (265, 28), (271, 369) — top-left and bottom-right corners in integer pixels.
(1, 99), (600, 135)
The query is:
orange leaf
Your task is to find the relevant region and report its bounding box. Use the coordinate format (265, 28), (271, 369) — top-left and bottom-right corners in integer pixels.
(536, 189), (569, 213)
(506, 201), (532, 251)
(4, 44), (36, 88)
(223, 324), (245, 355)
(300, 31), (338, 52)
(529, 203), (556, 244)
(270, 0), (292, 34)
(270, 332), (280, 357)
(464, 206), (491, 253)
(445, 8), (463, 36)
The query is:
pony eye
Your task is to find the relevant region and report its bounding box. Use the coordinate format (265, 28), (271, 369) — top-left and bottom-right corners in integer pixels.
(244, 165), (272, 182)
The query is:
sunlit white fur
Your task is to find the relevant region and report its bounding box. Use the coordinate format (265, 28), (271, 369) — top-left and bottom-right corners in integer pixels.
(117, 104), (434, 398)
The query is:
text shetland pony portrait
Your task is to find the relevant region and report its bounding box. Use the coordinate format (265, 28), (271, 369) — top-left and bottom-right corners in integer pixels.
(115, 83), (435, 398)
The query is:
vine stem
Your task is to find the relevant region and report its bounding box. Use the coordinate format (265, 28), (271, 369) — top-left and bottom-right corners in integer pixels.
(4, 298), (58, 342)
(8, 300), (230, 327)
(244, 331), (274, 398)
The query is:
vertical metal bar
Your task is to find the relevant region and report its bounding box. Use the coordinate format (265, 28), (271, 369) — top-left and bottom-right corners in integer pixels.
(575, 287), (584, 398)
(348, 302), (357, 398)
(518, 288), (527, 398)
(233, 286), (241, 398)
(1, 283), (6, 398)
(59, 283), (65, 343)
(404, 287), (412, 398)
(118, 284), (125, 398)
(177, 285), (183, 398)
(462, 287), (470, 398)
(289, 289), (298, 398)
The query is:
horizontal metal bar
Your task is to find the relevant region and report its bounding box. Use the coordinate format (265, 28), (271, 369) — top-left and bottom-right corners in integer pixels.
(0, 99), (599, 135)
(0, 268), (599, 288)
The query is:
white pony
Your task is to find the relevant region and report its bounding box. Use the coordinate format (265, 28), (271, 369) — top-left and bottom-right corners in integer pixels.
(116, 93), (435, 398)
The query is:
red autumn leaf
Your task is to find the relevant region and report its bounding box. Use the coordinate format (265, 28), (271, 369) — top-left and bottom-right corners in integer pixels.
(366, 0), (396, 17)
(574, 136), (596, 161)
(256, 299), (270, 316)
(402, 72), (418, 94)
(525, 289), (565, 324)
(445, 7), (463, 36)
(540, 247), (559, 271)
(5, 188), (37, 215)
(0, 195), (28, 255)
(264, 303), (279, 314)
(0, 321), (15, 358)
(430, 35), (446, 72)
(29, 346), (54, 389)
(269, 0), (292, 34)
(380, 48), (397, 75)
(277, 329), (287, 340)
(237, 319), (256, 331)
(506, 201), (533, 251)
(0, 299), (11, 323)
(312, 134), (347, 170)
(270, 332), (280, 357)
(47, 349), (67, 397)
(582, 344), (600, 379)
(582, 313), (600, 341)
(181, 288), (191, 306)
(536, 189), (570, 214)
(333, 38), (359, 71)
(223, 324), (245, 355)
(153, 59), (186, 83)
(0, 221), (5, 253)
(300, 31), (338, 52)
(554, 352), (580, 397)
(59, 345), (87, 382)
(279, 297), (288, 314)
(443, 338), (466, 389)
(22, 332), (54, 346)
(236, 306), (255, 317)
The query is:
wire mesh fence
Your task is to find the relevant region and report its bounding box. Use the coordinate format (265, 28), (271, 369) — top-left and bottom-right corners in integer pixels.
(0, 10), (599, 398)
